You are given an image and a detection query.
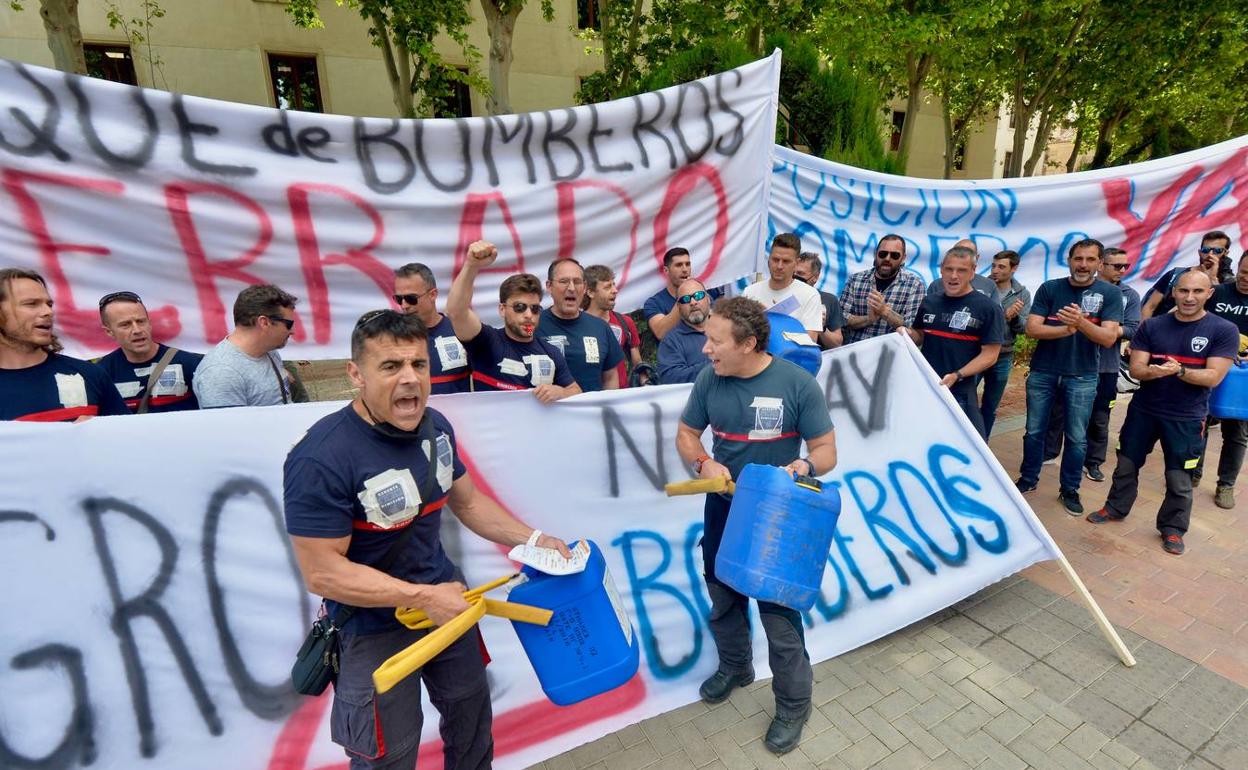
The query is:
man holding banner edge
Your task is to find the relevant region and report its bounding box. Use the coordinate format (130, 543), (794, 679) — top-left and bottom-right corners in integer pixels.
(676, 296), (837, 756)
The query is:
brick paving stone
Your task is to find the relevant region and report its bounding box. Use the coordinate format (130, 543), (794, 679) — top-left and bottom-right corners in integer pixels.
(984, 709), (1031, 745)
(840, 683), (886, 715)
(1176, 665), (1248, 716)
(819, 701), (869, 742)
(989, 687), (1047, 724)
(920, 675), (973, 711)
(893, 674), (936, 704)
(916, 633), (957, 662)
(726, 712), (770, 747)
(796, 724), (851, 764)
(937, 615), (995, 647)
(800, 705), (832, 736)
(569, 734), (625, 768)
(644, 750), (698, 770)
(921, 752), (972, 770)
(900, 651), (943, 678)
(869, 742), (926, 770)
(1116, 722), (1190, 770)
(1016, 715), (1073, 750)
(836, 734), (890, 770)
(1088, 751), (1131, 770)
(1097, 736), (1140, 767)
(673, 721), (718, 767)
(779, 750), (817, 770)
(641, 717), (685, 757)
(969, 662), (1013, 691)
(664, 700), (712, 729)
(977, 637), (1037, 675)
(860, 667), (902, 698)
(1110, 643), (1193, 699)
(1044, 744), (1099, 770)
(1046, 595), (1098, 631)
(977, 751), (1029, 770)
(1060, 723), (1111, 758)
(1086, 671), (1159, 717)
(1138, 701), (1215, 751)
(942, 702), (992, 736)
(729, 685), (765, 719)
(604, 742), (660, 770)
(617, 724), (648, 748)
(872, 689), (919, 721)
(1180, 756), (1223, 770)
(1161, 678), (1246, 729)
(929, 723), (988, 766)
(1001, 623), (1063, 658)
(933, 657), (977, 685)
(953, 678), (1007, 717)
(1043, 642), (1117, 687)
(890, 714), (946, 761)
(1021, 608), (1084, 645)
(1020, 660), (1082, 703)
(908, 695), (958, 730)
(1199, 729), (1248, 770)
(812, 675), (849, 706)
(855, 707), (907, 751)
(695, 703), (748, 737)
(706, 731), (755, 770)
(1043, 700), (1086, 730)
(825, 659), (867, 688)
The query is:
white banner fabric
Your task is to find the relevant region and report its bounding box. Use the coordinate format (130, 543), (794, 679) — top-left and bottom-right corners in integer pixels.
(0, 54), (780, 358)
(767, 137), (1248, 297)
(0, 333), (1061, 770)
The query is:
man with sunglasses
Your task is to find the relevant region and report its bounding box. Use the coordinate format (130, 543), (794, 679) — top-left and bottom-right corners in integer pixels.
(537, 259), (625, 392)
(641, 247), (723, 341)
(95, 290), (204, 413)
(743, 233), (823, 342)
(658, 279), (713, 384)
(0, 268), (128, 421)
(394, 263), (471, 395)
(1140, 230), (1234, 320)
(840, 234), (925, 345)
(446, 241), (579, 402)
(194, 284), (298, 408)
(284, 309), (572, 770)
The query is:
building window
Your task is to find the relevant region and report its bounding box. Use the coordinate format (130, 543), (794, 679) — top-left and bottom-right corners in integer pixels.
(952, 119), (967, 171)
(85, 44), (137, 85)
(268, 53), (323, 112)
(432, 69), (473, 118)
(890, 110), (905, 152)
(577, 0), (600, 30)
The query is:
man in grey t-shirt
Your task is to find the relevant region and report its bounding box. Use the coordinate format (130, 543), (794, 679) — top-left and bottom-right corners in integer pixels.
(676, 296), (837, 756)
(194, 284), (298, 408)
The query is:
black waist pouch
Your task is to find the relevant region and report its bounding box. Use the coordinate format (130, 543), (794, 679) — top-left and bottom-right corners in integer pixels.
(291, 616), (342, 696)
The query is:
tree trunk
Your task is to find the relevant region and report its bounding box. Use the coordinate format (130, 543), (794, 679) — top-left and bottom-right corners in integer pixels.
(597, 0), (614, 79)
(369, 11), (414, 117)
(1006, 91), (1029, 178)
(480, 0), (521, 115)
(896, 52), (932, 169)
(39, 0), (86, 75)
(1088, 106), (1127, 169)
(941, 98), (955, 179)
(1023, 104), (1056, 176)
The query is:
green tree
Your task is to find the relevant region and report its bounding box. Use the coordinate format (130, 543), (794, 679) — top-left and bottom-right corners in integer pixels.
(106, 0), (167, 88)
(286, 0), (487, 118)
(9, 0), (87, 75)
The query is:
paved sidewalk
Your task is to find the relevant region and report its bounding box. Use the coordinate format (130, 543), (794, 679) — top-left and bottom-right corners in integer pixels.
(533, 405), (1248, 770)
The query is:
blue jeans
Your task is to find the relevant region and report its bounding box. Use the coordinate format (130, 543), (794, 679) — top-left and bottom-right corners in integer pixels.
(1020, 370), (1097, 491)
(979, 350), (1014, 437)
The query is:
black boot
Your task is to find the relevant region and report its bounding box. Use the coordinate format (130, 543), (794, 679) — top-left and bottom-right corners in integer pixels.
(764, 706), (811, 755)
(698, 668), (754, 704)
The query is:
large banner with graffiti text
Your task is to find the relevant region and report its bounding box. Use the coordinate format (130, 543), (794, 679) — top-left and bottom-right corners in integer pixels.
(0, 54), (780, 358)
(0, 333), (1063, 770)
(768, 137), (1248, 298)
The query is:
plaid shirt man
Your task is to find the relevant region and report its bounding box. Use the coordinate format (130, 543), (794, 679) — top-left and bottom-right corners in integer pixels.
(840, 267), (926, 344)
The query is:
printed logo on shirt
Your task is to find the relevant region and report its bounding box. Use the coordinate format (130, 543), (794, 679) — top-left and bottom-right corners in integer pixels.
(608, 321), (624, 346)
(749, 396), (784, 440)
(498, 357), (528, 376)
(923, 313), (936, 324)
(358, 468), (422, 529)
(434, 335), (467, 370)
(522, 354), (556, 386)
(1080, 292), (1104, 315)
(950, 309), (972, 331)
(153, 364), (187, 395)
(1192, 336), (1209, 353)
(431, 432), (455, 492)
(584, 336), (600, 364)
(116, 381), (143, 398)
(54, 372), (88, 408)
(545, 335), (569, 354)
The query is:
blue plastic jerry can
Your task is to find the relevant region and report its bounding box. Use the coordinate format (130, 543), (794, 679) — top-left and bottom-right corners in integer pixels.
(715, 464), (842, 611)
(507, 540), (640, 706)
(765, 311), (821, 375)
(1210, 359), (1248, 420)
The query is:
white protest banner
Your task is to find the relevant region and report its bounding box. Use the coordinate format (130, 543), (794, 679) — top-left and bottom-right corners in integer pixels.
(767, 137), (1248, 297)
(0, 54), (779, 358)
(0, 333), (1060, 770)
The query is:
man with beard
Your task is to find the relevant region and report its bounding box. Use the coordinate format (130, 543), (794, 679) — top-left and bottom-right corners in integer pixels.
(1086, 271), (1238, 556)
(583, 264), (641, 388)
(537, 259), (624, 392)
(0, 268), (127, 421)
(840, 234), (925, 344)
(1202, 251), (1248, 509)
(658, 278), (713, 384)
(794, 251), (844, 349)
(446, 241), (578, 402)
(1015, 239), (1123, 515)
(1140, 230), (1233, 319)
(393, 262), (471, 394)
(284, 309), (572, 770)
(743, 233), (823, 341)
(642, 247), (722, 340)
(95, 291), (203, 413)
(900, 246), (1004, 438)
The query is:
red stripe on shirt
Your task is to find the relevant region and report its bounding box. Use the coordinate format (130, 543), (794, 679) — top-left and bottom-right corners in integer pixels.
(430, 370), (470, 384)
(1149, 354), (1207, 366)
(925, 329), (979, 342)
(15, 405), (100, 422)
(123, 393), (194, 409)
(712, 429), (799, 443)
(471, 371), (529, 391)
(351, 495), (449, 531)
(1046, 315), (1102, 325)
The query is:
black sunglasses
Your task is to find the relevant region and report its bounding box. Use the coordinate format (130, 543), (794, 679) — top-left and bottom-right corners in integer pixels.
(99, 290), (142, 310)
(265, 314), (295, 330)
(1199, 246), (1227, 255)
(1105, 262), (1130, 270)
(678, 290), (708, 304)
(392, 291), (430, 306)
(508, 302), (542, 315)
(877, 250), (904, 261)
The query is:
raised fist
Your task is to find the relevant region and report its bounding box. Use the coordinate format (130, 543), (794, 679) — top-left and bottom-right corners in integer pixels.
(467, 240), (498, 266)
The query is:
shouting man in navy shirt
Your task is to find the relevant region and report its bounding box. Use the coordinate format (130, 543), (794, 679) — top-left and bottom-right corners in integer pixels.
(538, 259), (625, 392)
(901, 246), (1004, 438)
(446, 241), (579, 401)
(394, 262), (471, 394)
(284, 310), (572, 769)
(0, 268), (128, 421)
(1016, 238), (1123, 514)
(96, 290), (203, 413)
(1086, 271), (1238, 555)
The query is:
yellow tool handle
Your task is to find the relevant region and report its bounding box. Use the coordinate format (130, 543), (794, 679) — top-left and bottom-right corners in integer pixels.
(664, 477), (735, 496)
(395, 573), (520, 629)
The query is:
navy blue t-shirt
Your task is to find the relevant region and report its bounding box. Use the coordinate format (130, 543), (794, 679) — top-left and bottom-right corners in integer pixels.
(1131, 313), (1240, 421)
(1, 353), (130, 421)
(536, 309), (625, 392)
(1207, 282), (1248, 337)
(1028, 277), (1124, 375)
(283, 405), (466, 634)
(462, 323), (575, 391)
(913, 290), (1005, 382)
(426, 314), (472, 395)
(95, 344), (203, 413)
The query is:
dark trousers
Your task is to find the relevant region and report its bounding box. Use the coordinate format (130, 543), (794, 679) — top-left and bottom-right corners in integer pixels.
(1044, 372), (1117, 467)
(332, 624), (493, 769)
(951, 380), (986, 439)
(979, 350), (1014, 437)
(1104, 403), (1204, 536)
(703, 493), (812, 719)
(1195, 418), (1248, 487)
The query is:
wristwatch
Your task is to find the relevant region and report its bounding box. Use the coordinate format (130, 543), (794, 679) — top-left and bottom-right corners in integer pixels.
(954, 371), (966, 383)
(693, 454), (710, 474)
(1177, 364), (1187, 380)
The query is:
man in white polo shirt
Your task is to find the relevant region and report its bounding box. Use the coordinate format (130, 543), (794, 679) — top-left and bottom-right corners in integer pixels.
(742, 233), (822, 342)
